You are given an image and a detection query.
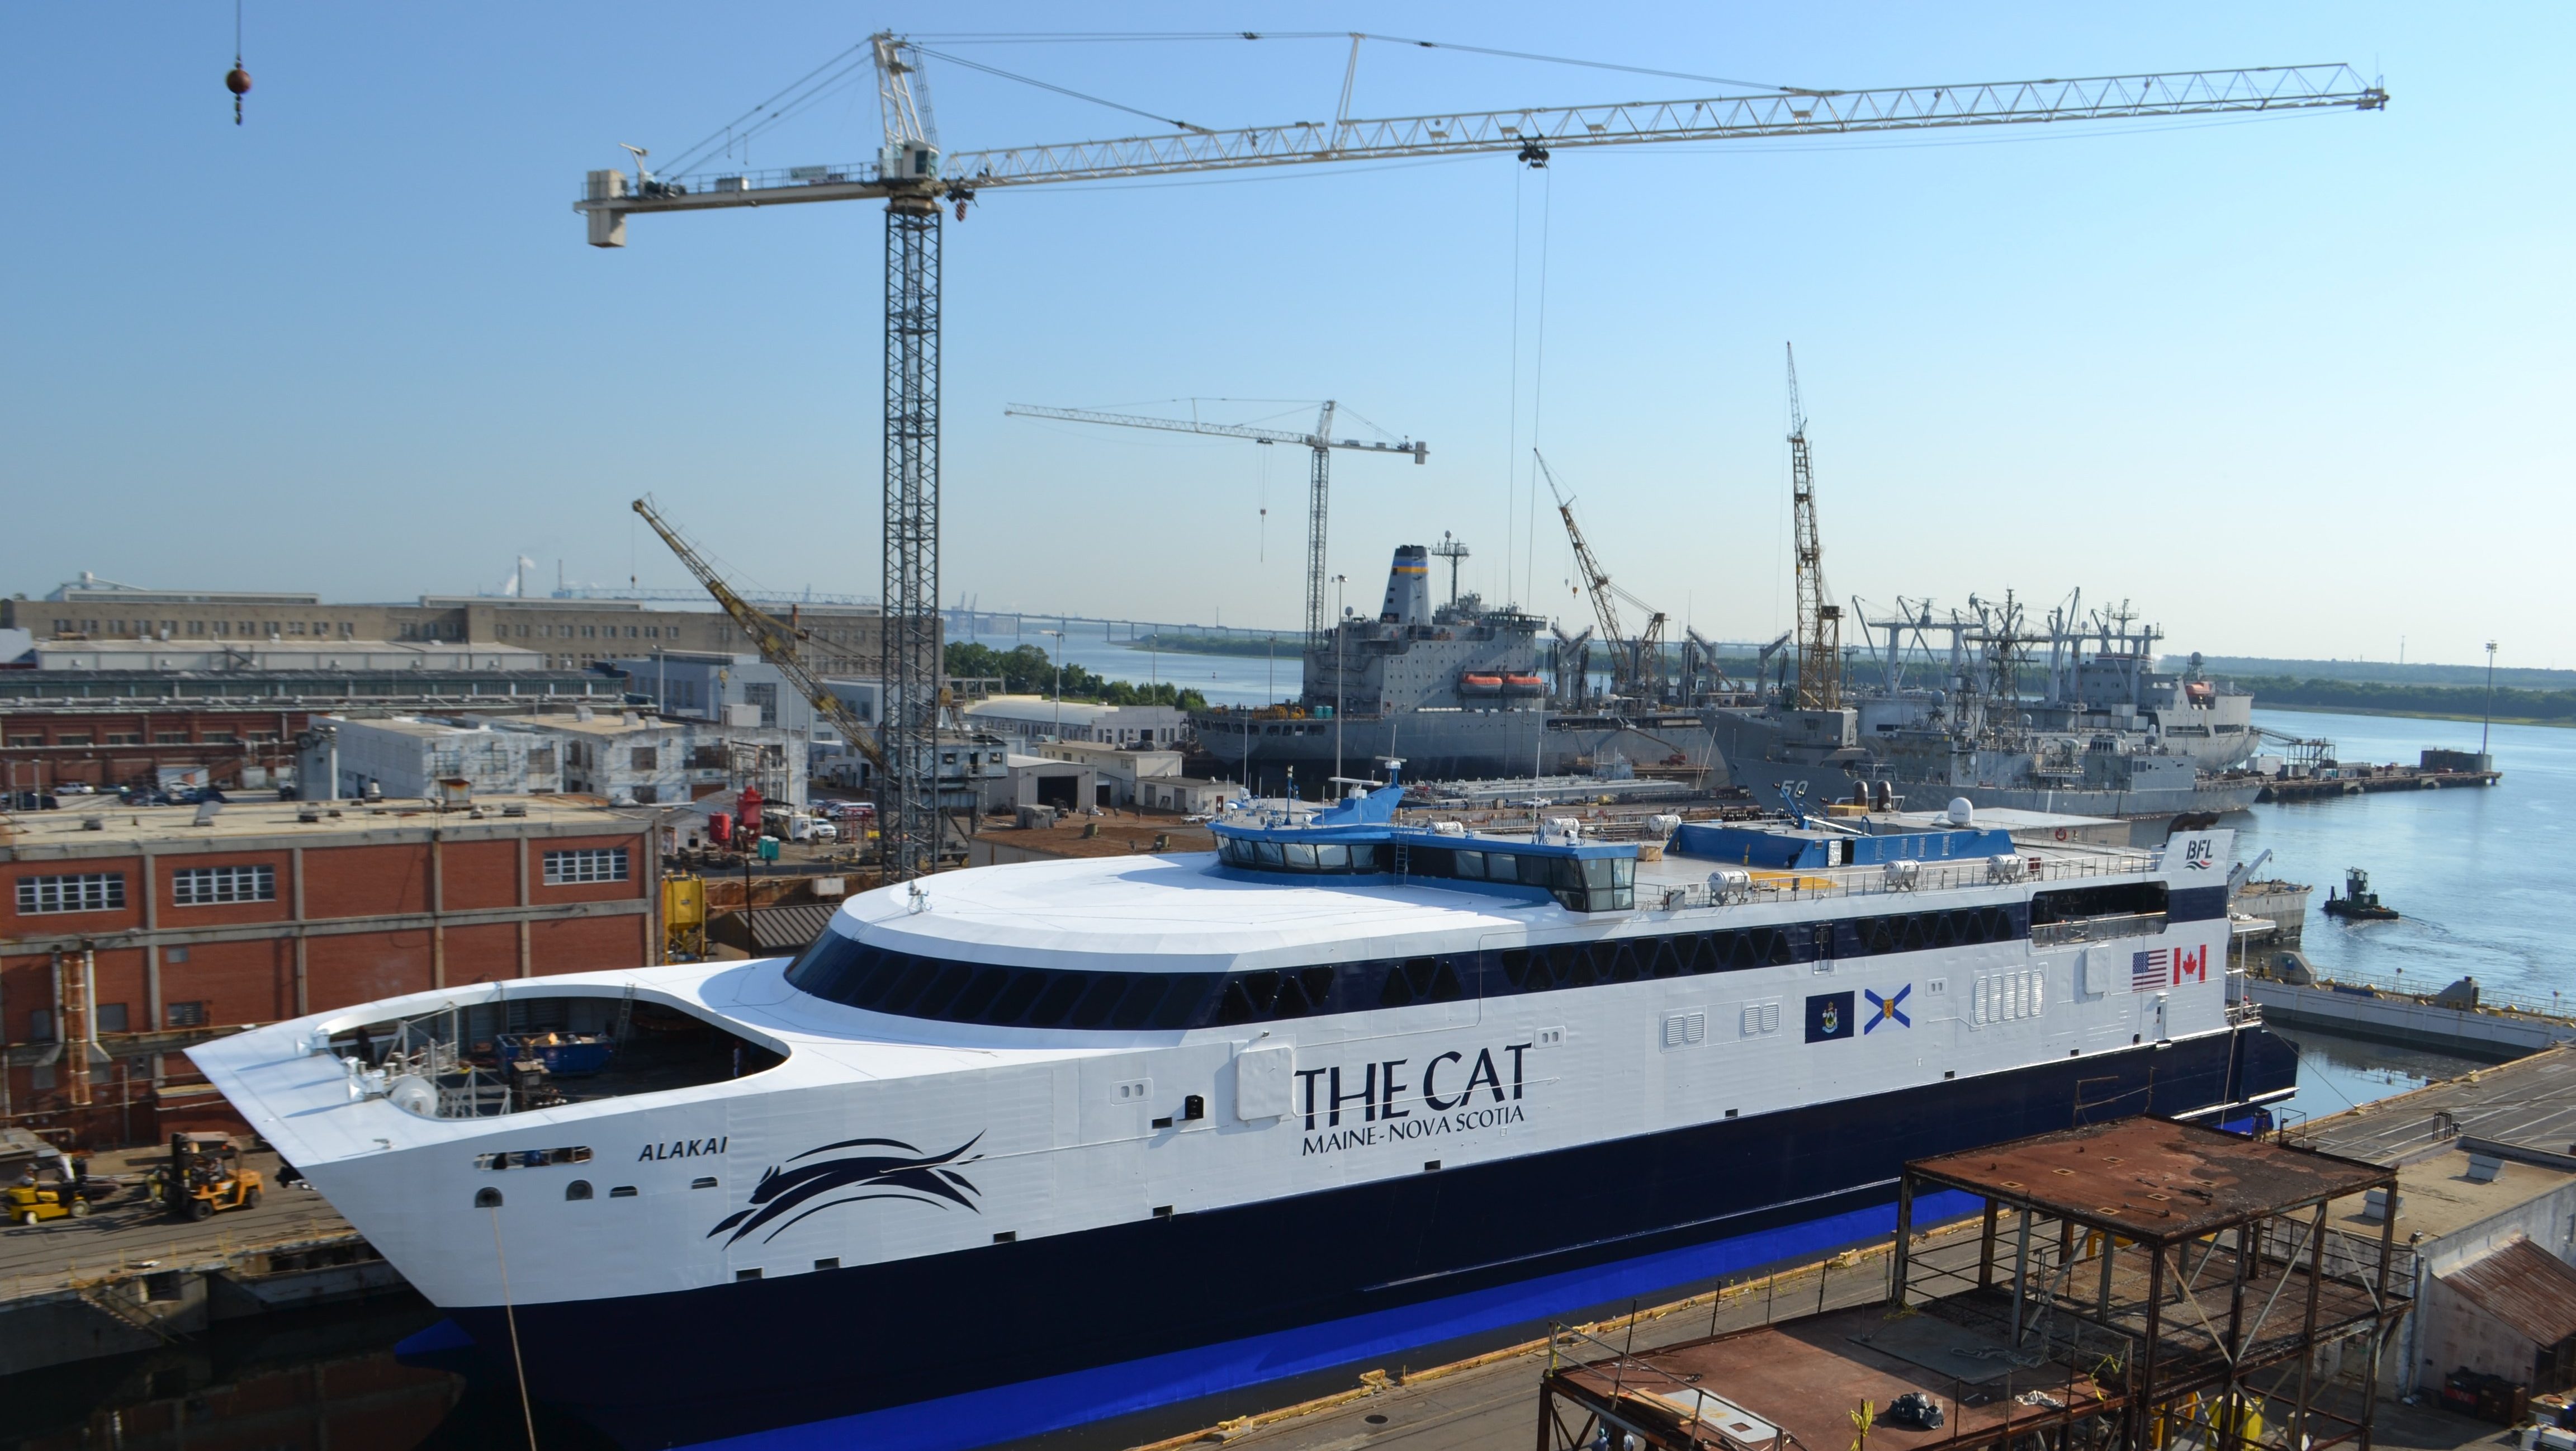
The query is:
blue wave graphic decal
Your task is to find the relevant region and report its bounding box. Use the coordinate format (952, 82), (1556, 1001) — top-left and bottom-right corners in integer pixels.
(708, 1134), (984, 1247)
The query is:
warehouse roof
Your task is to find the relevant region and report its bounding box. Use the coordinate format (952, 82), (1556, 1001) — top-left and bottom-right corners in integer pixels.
(2438, 1236), (2576, 1346)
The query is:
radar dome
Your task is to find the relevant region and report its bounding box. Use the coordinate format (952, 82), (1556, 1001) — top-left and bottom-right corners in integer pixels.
(1945, 797), (1974, 827)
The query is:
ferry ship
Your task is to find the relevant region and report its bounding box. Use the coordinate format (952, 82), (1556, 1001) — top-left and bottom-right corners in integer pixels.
(191, 784), (2294, 1450)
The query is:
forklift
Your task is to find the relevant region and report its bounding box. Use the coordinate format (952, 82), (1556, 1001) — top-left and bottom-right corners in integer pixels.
(2, 1127), (104, 1225)
(162, 1132), (263, 1221)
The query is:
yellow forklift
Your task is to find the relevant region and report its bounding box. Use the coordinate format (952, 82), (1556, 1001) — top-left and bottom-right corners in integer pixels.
(162, 1131), (263, 1221)
(2, 1127), (100, 1225)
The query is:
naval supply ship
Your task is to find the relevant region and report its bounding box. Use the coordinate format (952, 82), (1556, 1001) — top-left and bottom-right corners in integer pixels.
(191, 781), (2293, 1450)
(1191, 545), (1730, 791)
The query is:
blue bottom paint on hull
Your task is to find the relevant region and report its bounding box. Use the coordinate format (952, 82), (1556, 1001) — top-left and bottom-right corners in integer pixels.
(701, 1186), (1989, 1451)
(439, 1025), (2295, 1450)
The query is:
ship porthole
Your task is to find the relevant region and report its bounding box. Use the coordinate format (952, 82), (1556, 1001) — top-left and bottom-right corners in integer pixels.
(475, 1188), (503, 1209)
(566, 1180), (594, 1201)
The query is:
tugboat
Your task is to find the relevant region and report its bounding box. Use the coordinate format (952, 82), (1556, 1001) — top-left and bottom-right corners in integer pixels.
(2322, 866), (2399, 920)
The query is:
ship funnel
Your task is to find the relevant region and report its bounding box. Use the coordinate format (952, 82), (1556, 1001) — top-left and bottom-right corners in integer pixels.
(1380, 545), (1431, 626)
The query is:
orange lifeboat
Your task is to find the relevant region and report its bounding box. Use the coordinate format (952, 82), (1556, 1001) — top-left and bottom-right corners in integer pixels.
(1459, 673), (1504, 696)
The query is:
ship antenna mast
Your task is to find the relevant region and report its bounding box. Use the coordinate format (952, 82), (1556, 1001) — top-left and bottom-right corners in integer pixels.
(1787, 343), (1841, 711)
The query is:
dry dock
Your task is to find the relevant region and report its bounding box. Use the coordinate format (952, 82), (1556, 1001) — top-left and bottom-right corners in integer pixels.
(0, 1145), (397, 1375)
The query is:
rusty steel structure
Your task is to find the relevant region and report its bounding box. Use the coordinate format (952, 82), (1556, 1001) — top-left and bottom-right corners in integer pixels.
(1537, 1117), (2409, 1451)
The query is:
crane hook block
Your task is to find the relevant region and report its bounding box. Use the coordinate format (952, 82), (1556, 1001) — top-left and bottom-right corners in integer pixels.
(226, 64), (252, 125)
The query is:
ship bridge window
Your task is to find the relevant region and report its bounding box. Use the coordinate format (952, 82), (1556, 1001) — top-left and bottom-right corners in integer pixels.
(1215, 837), (1382, 873)
(785, 931), (1218, 1033)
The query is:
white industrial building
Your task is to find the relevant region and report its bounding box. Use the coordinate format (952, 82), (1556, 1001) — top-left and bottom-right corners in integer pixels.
(297, 710), (803, 808)
(1029, 740), (1183, 808)
(962, 694), (1187, 748)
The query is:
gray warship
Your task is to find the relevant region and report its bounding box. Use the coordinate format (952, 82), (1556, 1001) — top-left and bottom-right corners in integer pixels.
(1713, 590), (2262, 820)
(1190, 545), (1732, 793)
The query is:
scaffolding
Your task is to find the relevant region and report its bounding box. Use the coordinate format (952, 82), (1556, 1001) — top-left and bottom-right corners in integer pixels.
(1538, 1117), (2408, 1451)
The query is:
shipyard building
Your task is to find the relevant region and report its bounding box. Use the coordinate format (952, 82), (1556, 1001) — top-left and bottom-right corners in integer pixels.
(0, 796), (660, 1141)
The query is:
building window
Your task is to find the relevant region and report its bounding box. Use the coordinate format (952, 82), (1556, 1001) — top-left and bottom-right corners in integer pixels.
(98, 1003), (129, 1034)
(56, 734), (93, 746)
(168, 1001), (210, 1028)
(17, 872), (126, 914)
(543, 848), (629, 885)
(6, 734), (40, 748)
(155, 731), (189, 744)
(173, 864), (277, 905)
(645, 626), (659, 639)
(106, 732), (140, 745)
(582, 626), (595, 639)
(202, 731), (238, 745)
(626, 626), (640, 637)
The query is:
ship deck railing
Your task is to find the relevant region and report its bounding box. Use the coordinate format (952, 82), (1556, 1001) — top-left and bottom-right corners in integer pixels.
(1642, 848), (2156, 913)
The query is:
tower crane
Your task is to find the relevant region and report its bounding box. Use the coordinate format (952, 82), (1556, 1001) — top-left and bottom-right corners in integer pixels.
(1536, 450), (1668, 705)
(1001, 401), (1425, 654)
(574, 37), (2384, 880)
(1786, 343), (1841, 712)
(632, 496), (890, 783)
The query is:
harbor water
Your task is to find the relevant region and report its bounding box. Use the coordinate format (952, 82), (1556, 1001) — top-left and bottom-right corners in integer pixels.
(2237, 707), (2570, 1121)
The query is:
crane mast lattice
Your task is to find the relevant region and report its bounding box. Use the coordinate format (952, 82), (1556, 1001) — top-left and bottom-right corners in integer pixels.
(1786, 344), (1841, 712)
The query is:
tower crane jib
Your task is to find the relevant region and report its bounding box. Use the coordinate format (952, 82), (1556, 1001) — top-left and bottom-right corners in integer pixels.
(576, 45), (2384, 880)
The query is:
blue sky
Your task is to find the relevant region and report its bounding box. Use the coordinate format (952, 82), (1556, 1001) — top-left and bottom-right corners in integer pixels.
(4, 4), (2567, 667)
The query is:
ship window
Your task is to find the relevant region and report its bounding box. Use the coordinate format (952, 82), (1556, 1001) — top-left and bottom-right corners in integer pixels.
(1649, 938), (1684, 977)
(1317, 843), (1349, 870)
(474, 1188), (503, 1208)
(1608, 942), (1642, 982)
(1487, 853), (1521, 883)
(985, 969), (1048, 1024)
(912, 963), (974, 1019)
(1069, 973), (1129, 1028)
(877, 957), (938, 1015)
(1027, 972), (1088, 1026)
(566, 1180), (593, 1200)
(1499, 948), (1536, 989)
(1350, 844), (1381, 871)
(1254, 841), (1285, 867)
(1111, 976), (1169, 1029)
(948, 967), (1011, 1022)
(2030, 881), (2168, 924)
(1453, 850), (1486, 879)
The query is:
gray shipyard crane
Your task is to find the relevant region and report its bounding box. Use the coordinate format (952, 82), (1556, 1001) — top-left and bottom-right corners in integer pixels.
(1002, 401), (1425, 655)
(1785, 343), (1841, 712)
(1536, 450), (1667, 704)
(574, 34), (2384, 878)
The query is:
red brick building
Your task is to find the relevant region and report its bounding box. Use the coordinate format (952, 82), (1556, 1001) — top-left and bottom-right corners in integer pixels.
(0, 703), (306, 794)
(0, 796), (661, 1139)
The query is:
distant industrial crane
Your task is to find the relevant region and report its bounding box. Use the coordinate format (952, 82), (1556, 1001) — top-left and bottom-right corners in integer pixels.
(1536, 450), (1668, 704)
(575, 39), (2385, 880)
(1786, 344), (1841, 712)
(632, 497), (889, 784)
(1003, 401), (1425, 654)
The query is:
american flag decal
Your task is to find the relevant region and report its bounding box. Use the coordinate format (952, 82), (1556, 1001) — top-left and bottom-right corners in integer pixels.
(2131, 948), (2168, 992)
(2132, 944), (2208, 991)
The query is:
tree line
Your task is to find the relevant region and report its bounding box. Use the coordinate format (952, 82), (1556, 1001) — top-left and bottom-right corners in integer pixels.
(944, 642), (1209, 711)
(2239, 674), (2576, 725)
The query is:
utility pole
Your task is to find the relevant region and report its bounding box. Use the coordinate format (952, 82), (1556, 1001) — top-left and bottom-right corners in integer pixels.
(2483, 640), (2498, 756)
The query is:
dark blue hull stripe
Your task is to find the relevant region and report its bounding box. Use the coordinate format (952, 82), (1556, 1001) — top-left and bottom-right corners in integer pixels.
(702, 1188), (1987, 1451)
(431, 1026), (2295, 1449)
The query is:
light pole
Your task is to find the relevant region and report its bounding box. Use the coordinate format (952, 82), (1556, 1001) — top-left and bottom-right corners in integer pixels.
(2482, 640), (2498, 757)
(1038, 629), (1065, 742)
(1333, 574), (1347, 792)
